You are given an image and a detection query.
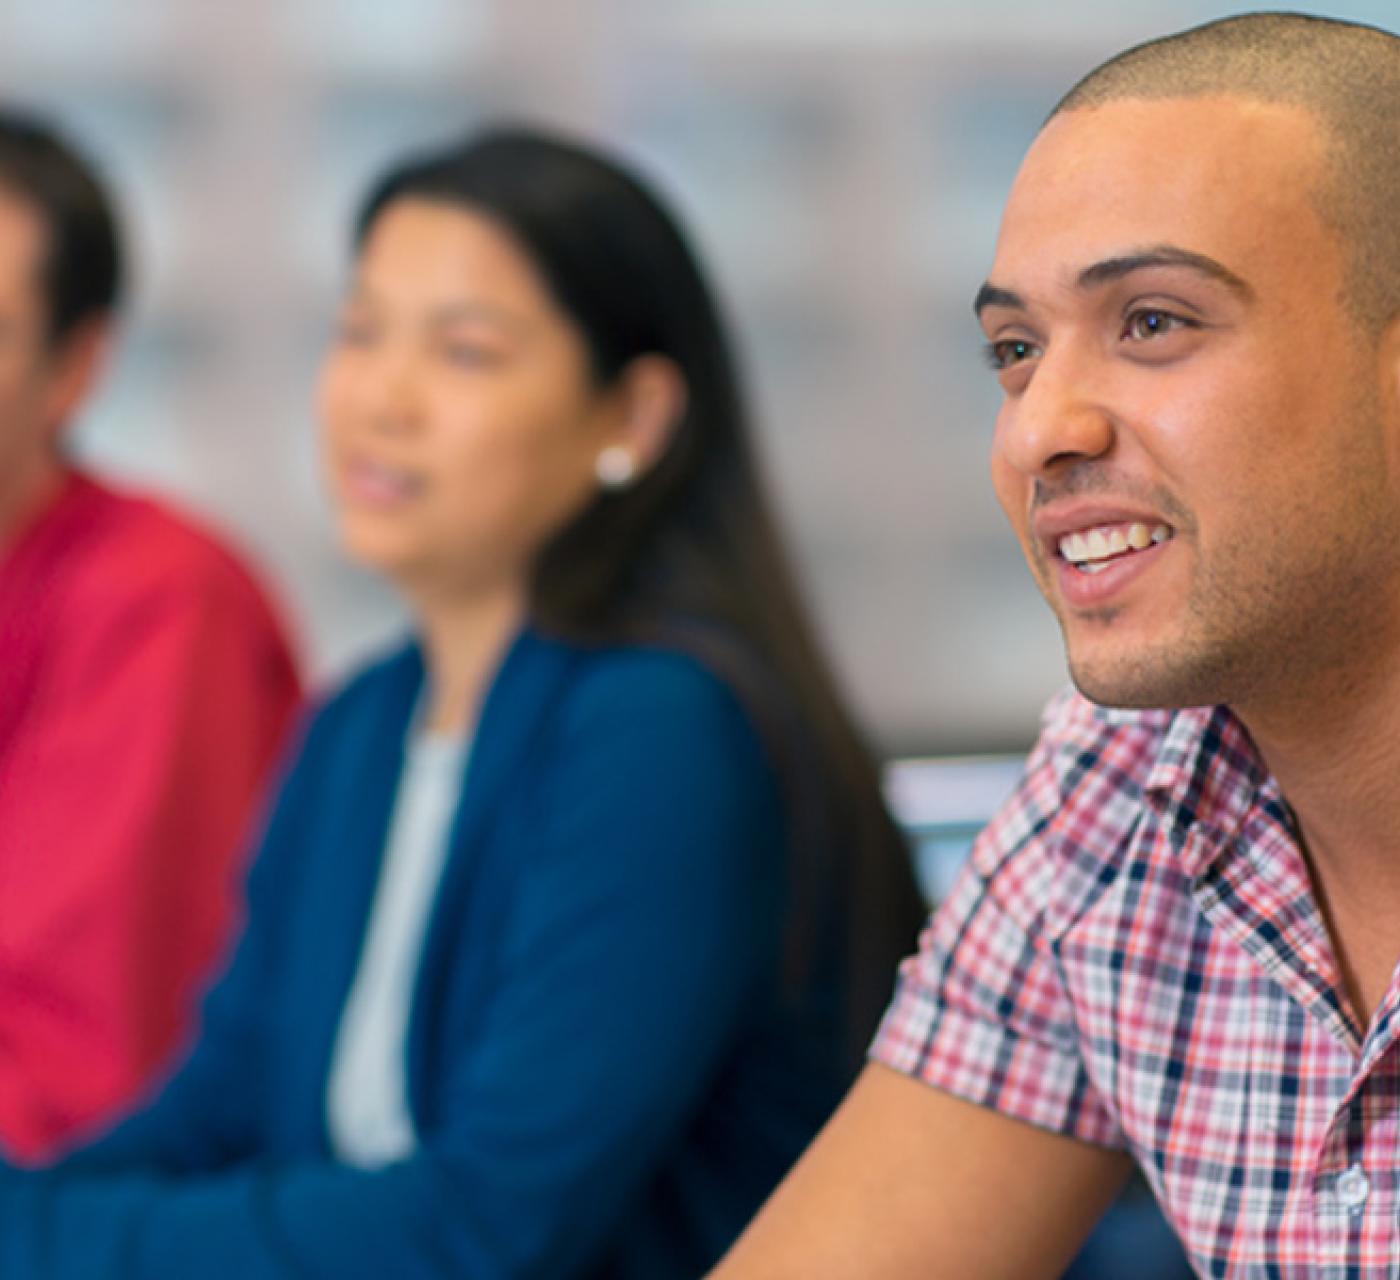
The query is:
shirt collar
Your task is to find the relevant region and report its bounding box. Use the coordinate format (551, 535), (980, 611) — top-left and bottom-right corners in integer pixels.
(1143, 703), (1277, 878)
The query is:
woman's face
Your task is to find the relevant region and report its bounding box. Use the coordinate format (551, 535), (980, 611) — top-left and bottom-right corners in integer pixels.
(318, 197), (620, 601)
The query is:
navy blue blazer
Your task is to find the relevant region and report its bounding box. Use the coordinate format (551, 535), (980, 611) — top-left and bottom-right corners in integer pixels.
(0, 627), (846, 1277)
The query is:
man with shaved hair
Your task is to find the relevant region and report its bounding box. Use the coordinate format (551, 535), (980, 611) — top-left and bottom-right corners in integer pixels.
(716, 13), (1400, 1278)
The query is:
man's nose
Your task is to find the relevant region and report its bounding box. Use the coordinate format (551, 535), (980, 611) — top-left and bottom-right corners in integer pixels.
(363, 348), (424, 435)
(993, 349), (1115, 477)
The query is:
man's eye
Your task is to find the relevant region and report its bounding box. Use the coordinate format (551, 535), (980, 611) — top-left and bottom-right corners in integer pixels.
(1122, 308), (1189, 341)
(334, 319), (377, 347)
(983, 337), (1040, 371)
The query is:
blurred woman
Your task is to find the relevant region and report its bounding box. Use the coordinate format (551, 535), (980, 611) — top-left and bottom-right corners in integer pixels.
(0, 127), (924, 1278)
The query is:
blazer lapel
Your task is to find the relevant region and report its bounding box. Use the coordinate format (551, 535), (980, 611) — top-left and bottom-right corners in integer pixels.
(405, 626), (580, 1110)
(303, 642), (425, 1143)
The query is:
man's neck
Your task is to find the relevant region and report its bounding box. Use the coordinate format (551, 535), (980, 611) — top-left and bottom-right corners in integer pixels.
(0, 455), (67, 558)
(1244, 655), (1400, 869)
(1237, 656), (1400, 1025)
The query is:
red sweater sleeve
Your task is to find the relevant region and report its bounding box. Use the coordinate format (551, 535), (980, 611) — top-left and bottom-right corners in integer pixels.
(0, 552), (300, 1162)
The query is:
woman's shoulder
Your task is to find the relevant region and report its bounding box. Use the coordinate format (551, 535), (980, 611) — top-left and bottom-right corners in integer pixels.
(566, 637), (737, 701)
(548, 635), (762, 750)
(297, 642), (422, 747)
(506, 634), (785, 887)
(481, 632), (777, 818)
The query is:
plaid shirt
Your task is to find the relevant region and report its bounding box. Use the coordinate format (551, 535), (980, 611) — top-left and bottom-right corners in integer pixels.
(873, 689), (1400, 1279)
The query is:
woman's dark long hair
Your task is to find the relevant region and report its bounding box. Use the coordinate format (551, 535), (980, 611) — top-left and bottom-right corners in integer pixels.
(354, 126), (924, 1071)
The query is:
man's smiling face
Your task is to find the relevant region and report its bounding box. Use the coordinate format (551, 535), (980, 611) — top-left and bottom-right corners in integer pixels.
(980, 94), (1400, 713)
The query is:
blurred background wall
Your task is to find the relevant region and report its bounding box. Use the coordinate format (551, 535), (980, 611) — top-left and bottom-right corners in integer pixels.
(10, 0), (1393, 756)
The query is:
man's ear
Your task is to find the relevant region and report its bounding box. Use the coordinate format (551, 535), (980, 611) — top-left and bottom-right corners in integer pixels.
(42, 316), (111, 440)
(605, 353), (687, 478)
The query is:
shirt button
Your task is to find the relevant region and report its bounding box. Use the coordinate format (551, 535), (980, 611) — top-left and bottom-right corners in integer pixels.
(1335, 1164), (1370, 1213)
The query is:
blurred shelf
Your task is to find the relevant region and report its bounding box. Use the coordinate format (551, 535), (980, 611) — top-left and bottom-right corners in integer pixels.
(277, 0), (497, 80)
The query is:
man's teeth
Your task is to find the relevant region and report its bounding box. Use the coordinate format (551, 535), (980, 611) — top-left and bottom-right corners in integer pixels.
(1058, 522), (1171, 569)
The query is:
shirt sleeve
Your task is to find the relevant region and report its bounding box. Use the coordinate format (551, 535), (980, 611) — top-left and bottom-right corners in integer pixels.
(0, 567), (299, 1162)
(870, 691), (1127, 1149)
(0, 652), (787, 1278)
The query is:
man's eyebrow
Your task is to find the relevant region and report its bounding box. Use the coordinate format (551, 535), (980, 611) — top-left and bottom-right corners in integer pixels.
(1076, 246), (1254, 299)
(973, 246), (1254, 320)
(972, 283), (1025, 318)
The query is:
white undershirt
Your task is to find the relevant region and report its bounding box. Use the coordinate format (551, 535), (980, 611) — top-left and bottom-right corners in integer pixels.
(326, 729), (469, 1168)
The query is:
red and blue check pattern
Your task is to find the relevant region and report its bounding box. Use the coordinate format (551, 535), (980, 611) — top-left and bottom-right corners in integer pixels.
(873, 689), (1400, 1278)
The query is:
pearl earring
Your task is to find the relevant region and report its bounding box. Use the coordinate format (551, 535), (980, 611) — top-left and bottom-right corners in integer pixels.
(595, 445), (637, 490)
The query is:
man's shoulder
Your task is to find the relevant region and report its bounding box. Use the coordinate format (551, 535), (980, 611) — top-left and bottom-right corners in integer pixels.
(63, 473), (288, 627)
(77, 476), (257, 584)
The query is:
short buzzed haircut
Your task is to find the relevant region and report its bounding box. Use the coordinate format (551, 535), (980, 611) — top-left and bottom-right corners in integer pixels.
(1052, 12), (1400, 331)
(0, 108), (122, 347)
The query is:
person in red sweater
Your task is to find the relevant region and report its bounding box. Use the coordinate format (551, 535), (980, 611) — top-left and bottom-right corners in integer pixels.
(0, 109), (301, 1161)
